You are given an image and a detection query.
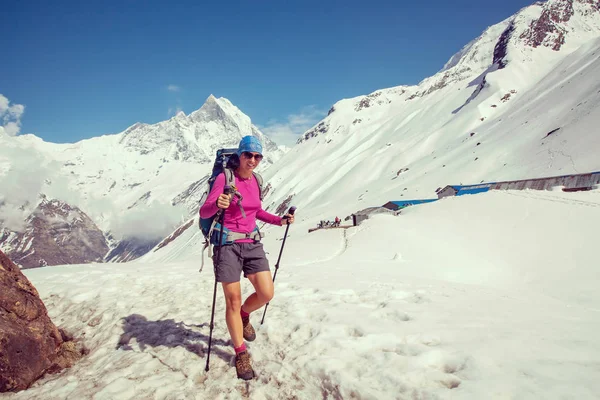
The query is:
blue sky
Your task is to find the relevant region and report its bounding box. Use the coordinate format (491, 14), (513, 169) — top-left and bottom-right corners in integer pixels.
(1, 0), (534, 145)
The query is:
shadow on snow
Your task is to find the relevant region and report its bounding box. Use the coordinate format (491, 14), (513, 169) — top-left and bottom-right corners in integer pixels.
(116, 314), (232, 363)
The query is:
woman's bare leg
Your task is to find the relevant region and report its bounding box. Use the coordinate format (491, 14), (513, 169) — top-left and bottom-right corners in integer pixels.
(222, 281), (244, 347)
(242, 271), (274, 313)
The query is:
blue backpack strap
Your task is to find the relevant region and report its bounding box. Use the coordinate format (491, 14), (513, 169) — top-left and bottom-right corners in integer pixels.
(211, 224), (262, 245)
(252, 172), (264, 201)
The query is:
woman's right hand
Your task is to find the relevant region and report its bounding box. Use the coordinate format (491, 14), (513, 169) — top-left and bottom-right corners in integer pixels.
(216, 193), (231, 209)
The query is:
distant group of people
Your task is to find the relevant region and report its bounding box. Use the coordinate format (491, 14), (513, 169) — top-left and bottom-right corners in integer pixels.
(317, 216), (341, 229)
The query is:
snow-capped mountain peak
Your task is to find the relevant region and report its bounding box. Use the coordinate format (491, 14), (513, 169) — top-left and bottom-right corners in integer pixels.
(0, 95), (286, 266)
(416, 0), (600, 101)
(117, 95), (280, 163)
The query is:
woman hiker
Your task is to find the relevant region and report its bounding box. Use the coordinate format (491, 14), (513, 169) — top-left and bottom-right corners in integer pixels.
(199, 135), (295, 380)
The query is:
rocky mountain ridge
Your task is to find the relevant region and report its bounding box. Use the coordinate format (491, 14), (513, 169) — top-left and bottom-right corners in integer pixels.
(0, 197), (108, 268)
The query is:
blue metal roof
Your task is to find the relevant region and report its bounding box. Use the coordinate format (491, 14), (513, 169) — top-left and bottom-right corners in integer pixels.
(456, 186), (491, 196)
(390, 199), (438, 208)
(442, 183), (493, 196)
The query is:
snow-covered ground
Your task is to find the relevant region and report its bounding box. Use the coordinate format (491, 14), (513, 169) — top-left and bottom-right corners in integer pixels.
(8, 188), (600, 399)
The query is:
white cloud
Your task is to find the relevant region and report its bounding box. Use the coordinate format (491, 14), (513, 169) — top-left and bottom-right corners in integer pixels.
(166, 86), (183, 117)
(0, 95), (8, 113)
(259, 105), (326, 147)
(7, 104), (24, 120)
(0, 148), (58, 231)
(0, 94), (25, 137)
(108, 200), (188, 242)
(1, 122), (21, 136)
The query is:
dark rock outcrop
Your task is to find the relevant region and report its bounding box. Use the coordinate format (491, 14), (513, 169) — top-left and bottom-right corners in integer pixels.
(493, 22), (515, 69)
(297, 121), (329, 144)
(275, 195), (295, 215)
(0, 250), (83, 392)
(0, 197), (109, 269)
(518, 0), (597, 51)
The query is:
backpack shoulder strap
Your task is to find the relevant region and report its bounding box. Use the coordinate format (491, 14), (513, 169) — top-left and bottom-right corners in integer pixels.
(252, 172), (264, 201)
(223, 168), (236, 188)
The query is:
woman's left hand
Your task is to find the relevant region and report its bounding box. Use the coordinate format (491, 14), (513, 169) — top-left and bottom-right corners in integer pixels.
(281, 213), (295, 225)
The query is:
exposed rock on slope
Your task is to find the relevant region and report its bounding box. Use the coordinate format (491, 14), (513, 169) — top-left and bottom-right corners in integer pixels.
(0, 250), (83, 392)
(0, 198), (109, 269)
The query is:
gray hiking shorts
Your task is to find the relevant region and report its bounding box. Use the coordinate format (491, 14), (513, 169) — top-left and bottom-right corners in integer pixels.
(212, 242), (270, 283)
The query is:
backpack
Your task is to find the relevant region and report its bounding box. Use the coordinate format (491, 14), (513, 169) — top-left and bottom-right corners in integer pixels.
(198, 148), (264, 247)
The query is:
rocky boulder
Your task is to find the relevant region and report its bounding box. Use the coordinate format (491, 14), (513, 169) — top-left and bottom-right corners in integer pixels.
(0, 250), (83, 392)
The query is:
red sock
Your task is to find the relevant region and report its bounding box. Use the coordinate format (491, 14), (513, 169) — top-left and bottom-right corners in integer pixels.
(234, 342), (247, 354)
(240, 307), (250, 318)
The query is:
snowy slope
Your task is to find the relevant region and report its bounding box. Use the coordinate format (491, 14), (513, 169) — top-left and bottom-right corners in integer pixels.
(2, 0), (600, 397)
(136, 0), (600, 301)
(7, 188), (600, 399)
(257, 0), (600, 223)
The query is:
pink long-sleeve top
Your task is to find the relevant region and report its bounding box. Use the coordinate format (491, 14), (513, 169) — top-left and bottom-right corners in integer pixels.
(199, 172), (282, 242)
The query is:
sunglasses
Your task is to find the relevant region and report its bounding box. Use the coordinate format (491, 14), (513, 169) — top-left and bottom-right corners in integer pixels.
(242, 152), (263, 161)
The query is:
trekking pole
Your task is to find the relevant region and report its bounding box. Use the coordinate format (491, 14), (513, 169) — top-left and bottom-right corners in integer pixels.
(205, 185), (231, 372)
(261, 206), (296, 325)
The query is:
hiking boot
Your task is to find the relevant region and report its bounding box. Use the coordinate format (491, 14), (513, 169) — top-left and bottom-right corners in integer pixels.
(235, 350), (255, 380)
(242, 316), (256, 342)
